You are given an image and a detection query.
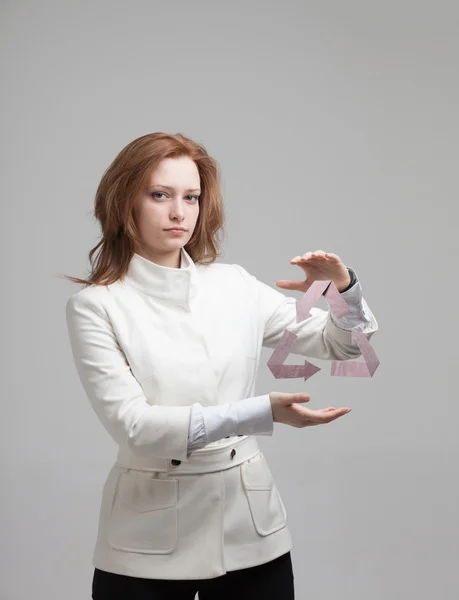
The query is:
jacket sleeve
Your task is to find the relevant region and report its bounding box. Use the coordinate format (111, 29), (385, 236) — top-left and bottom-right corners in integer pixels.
(65, 290), (192, 461)
(233, 264), (379, 360)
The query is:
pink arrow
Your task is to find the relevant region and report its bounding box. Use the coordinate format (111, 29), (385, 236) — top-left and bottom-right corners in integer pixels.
(267, 330), (322, 381)
(269, 362), (322, 381)
(324, 282), (352, 318)
(331, 329), (380, 377)
(296, 279), (351, 323)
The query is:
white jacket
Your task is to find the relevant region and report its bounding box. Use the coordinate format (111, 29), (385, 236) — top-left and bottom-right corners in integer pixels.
(65, 248), (378, 579)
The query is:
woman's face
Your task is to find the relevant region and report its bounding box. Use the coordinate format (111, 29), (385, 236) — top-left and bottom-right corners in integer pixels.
(134, 156), (201, 266)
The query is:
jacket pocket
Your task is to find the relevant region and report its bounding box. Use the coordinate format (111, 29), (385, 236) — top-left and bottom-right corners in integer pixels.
(241, 453), (287, 536)
(107, 470), (178, 554)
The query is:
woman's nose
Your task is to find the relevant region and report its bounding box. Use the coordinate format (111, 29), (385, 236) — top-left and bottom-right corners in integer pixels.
(170, 199), (185, 220)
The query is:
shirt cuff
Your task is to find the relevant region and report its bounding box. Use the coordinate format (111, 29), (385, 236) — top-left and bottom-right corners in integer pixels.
(187, 403), (208, 453)
(327, 267), (374, 332)
(187, 395), (274, 452)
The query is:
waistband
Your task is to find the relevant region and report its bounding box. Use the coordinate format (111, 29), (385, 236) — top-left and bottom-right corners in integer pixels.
(114, 435), (261, 475)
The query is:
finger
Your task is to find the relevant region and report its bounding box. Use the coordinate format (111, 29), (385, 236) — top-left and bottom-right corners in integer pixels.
(290, 252), (312, 263)
(275, 279), (308, 291)
(291, 252), (312, 263)
(272, 391), (310, 406)
(293, 406), (350, 423)
(308, 250), (327, 260)
(291, 392), (311, 403)
(292, 254), (324, 264)
(320, 408), (352, 422)
(285, 392), (311, 404)
(301, 406), (350, 416)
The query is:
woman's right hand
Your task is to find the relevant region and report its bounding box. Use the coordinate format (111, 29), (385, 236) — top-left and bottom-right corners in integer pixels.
(269, 392), (352, 428)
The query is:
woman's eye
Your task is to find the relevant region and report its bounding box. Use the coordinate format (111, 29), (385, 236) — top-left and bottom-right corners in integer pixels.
(151, 192), (199, 202)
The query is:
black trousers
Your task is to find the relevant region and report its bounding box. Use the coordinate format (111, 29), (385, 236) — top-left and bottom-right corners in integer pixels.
(92, 551), (294, 599)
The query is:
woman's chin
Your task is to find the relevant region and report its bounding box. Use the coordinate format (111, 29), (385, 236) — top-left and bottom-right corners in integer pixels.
(165, 238), (187, 248)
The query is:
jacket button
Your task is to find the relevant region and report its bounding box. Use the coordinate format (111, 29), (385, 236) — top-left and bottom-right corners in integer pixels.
(230, 449), (236, 460)
(171, 459), (181, 466)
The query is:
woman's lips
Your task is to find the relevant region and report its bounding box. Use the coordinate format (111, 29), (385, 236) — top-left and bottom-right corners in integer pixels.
(164, 228), (187, 235)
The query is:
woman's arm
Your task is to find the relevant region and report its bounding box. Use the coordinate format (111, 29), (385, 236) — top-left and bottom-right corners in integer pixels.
(233, 264), (378, 360)
(66, 291), (194, 461)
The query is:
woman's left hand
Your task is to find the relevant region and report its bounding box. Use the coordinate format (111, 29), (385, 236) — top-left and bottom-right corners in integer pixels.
(275, 250), (351, 293)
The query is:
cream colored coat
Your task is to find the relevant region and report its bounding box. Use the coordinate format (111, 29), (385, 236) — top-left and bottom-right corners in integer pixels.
(65, 248), (378, 580)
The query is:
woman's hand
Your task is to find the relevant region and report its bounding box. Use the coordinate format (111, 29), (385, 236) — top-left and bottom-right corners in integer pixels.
(269, 392), (352, 428)
(275, 250), (351, 293)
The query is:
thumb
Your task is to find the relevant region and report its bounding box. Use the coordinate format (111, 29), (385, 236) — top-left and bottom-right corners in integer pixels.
(275, 279), (305, 291)
(284, 392), (311, 405)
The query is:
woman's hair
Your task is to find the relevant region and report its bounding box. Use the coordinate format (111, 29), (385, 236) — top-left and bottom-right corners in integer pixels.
(63, 132), (225, 287)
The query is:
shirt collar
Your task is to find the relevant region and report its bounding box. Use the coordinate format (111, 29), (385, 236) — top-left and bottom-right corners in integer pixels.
(123, 247), (198, 306)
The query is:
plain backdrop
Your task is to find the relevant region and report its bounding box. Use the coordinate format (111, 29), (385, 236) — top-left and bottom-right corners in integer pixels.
(1, 1), (458, 598)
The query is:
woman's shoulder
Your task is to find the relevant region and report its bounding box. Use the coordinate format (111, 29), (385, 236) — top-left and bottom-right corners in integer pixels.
(65, 282), (112, 314)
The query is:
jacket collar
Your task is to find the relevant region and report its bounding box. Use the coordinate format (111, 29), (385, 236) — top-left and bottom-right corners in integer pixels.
(123, 247), (198, 306)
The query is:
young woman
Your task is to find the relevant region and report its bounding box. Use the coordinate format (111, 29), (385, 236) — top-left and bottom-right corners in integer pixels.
(65, 132), (378, 599)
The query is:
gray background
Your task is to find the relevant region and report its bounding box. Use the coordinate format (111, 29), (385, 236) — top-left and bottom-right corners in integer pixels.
(2, 1), (458, 598)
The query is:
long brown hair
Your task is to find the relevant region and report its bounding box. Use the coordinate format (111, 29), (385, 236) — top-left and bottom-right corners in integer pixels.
(62, 132), (225, 287)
